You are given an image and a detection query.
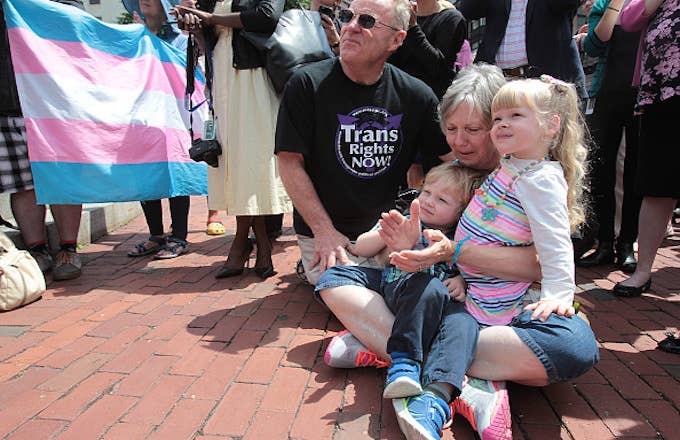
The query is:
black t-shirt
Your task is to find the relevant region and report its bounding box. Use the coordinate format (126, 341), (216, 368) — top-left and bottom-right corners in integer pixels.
(275, 58), (450, 240)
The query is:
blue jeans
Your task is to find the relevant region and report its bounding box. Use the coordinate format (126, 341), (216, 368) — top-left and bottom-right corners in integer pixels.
(317, 266), (453, 362)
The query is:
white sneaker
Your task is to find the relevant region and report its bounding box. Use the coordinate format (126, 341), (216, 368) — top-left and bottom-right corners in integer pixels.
(324, 330), (389, 368)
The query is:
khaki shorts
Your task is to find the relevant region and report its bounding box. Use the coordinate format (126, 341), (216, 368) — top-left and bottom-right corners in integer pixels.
(297, 234), (384, 285)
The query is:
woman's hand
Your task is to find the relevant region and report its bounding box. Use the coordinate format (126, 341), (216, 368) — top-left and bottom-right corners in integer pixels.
(172, 5), (212, 31)
(523, 299), (575, 322)
(444, 276), (466, 302)
(378, 199), (421, 252)
(389, 229), (454, 272)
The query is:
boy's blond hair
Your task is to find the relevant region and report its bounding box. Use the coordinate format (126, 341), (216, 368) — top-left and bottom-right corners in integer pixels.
(423, 162), (487, 217)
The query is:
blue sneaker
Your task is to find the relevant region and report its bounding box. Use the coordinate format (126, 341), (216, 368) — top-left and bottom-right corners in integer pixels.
(393, 392), (451, 440)
(383, 356), (422, 398)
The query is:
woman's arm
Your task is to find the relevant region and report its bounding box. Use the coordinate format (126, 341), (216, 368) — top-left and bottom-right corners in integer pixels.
(619, 0), (654, 31)
(456, 242), (541, 282)
(239, 0), (284, 33)
(593, 0), (625, 42)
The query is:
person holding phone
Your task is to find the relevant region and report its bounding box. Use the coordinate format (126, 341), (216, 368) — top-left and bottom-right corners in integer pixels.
(313, 0), (342, 55)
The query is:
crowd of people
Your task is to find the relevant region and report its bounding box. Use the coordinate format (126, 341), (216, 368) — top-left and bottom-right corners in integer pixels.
(1, 0), (678, 438)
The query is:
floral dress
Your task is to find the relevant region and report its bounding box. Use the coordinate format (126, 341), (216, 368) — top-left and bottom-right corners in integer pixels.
(637, 1), (680, 106)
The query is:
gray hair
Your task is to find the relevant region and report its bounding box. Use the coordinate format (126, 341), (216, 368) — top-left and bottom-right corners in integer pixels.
(391, 0), (411, 30)
(438, 63), (507, 132)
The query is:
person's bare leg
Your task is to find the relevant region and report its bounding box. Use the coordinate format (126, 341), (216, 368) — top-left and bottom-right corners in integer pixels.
(319, 285), (394, 361)
(618, 196), (675, 287)
(468, 326), (548, 386)
(50, 204), (82, 243)
(10, 189), (46, 246)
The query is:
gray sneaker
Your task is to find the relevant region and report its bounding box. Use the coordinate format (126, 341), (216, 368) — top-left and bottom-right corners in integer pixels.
(53, 249), (82, 281)
(29, 248), (53, 273)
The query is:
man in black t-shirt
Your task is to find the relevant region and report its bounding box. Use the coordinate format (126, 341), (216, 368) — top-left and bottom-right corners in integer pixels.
(275, 0), (454, 285)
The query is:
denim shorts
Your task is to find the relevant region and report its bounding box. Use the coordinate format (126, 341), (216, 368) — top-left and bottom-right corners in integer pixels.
(317, 266), (599, 383)
(509, 310), (600, 383)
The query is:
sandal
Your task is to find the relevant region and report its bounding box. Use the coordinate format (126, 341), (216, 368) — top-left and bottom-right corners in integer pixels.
(128, 235), (165, 257)
(206, 221), (225, 235)
(154, 237), (189, 259)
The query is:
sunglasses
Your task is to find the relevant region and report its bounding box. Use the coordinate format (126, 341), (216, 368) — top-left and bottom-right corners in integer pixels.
(337, 9), (401, 32)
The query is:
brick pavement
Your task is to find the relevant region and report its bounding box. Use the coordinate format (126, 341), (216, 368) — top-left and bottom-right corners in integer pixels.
(0, 196), (678, 439)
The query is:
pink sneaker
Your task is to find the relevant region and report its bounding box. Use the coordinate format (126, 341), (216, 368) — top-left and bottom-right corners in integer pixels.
(449, 377), (512, 440)
(324, 330), (390, 369)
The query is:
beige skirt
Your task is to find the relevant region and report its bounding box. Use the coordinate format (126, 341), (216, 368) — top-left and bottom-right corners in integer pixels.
(207, 6), (291, 215)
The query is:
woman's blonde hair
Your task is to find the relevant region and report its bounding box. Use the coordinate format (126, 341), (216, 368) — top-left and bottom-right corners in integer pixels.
(424, 162), (487, 218)
(491, 78), (588, 231)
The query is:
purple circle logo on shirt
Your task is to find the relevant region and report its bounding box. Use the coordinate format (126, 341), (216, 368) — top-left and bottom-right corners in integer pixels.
(335, 106), (403, 178)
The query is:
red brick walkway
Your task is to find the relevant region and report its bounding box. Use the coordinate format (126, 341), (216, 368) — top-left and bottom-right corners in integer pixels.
(0, 197), (678, 439)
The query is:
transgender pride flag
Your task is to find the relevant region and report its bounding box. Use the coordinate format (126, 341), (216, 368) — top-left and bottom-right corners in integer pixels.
(4, 0), (208, 204)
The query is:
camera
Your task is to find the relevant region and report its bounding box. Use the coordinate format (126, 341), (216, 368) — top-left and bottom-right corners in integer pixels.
(189, 138), (222, 168)
(318, 5), (335, 19)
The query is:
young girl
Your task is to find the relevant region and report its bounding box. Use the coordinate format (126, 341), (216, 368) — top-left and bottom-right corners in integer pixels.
(392, 77), (588, 440)
(455, 76), (587, 327)
(318, 162), (486, 399)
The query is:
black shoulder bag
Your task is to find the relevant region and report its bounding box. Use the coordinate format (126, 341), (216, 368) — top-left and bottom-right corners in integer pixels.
(241, 9), (334, 94)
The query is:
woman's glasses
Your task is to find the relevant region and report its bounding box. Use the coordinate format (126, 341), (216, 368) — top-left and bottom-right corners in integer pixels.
(337, 9), (401, 32)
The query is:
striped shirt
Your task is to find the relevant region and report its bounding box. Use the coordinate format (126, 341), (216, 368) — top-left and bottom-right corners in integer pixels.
(454, 159), (534, 326)
(495, 0), (529, 69)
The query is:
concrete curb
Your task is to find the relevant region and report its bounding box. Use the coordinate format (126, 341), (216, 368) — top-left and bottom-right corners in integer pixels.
(0, 195), (142, 250)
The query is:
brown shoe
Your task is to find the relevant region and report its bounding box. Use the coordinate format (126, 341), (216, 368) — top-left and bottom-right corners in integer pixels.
(53, 249), (82, 281)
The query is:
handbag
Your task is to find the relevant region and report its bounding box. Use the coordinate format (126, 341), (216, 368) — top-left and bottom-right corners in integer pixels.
(0, 231), (45, 311)
(242, 9), (334, 94)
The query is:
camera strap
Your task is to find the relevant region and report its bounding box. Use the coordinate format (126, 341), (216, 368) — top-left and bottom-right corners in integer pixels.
(186, 29), (215, 140)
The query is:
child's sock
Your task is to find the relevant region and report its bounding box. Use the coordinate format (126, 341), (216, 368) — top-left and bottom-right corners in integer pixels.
(425, 382), (454, 403)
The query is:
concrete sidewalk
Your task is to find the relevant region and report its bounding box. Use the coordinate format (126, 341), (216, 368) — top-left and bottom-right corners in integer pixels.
(0, 196), (678, 439)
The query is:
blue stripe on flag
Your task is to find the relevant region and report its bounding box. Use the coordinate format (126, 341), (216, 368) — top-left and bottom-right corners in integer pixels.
(31, 162), (208, 204)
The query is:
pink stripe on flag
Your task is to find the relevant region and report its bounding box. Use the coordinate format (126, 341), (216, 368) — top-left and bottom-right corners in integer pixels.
(8, 27), (206, 103)
(24, 118), (194, 164)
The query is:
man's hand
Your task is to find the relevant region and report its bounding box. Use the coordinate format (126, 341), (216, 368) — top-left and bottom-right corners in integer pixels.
(389, 229), (454, 272)
(311, 228), (352, 273)
(444, 276), (466, 302)
(320, 14), (340, 48)
(523, 299), (575, 322)
(378, 199), (421, 252)
(408, 1), (417, 28)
